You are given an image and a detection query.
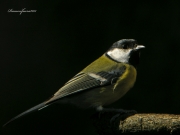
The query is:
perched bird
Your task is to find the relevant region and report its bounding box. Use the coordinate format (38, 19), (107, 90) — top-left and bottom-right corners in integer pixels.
(4, 39), (145, 126)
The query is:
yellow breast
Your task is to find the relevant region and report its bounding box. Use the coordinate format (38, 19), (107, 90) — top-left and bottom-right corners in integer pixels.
(113, 64), (137, 98)
(95, 64), (137, 106)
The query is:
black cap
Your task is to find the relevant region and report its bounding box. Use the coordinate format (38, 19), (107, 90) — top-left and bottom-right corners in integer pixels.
(110, 39), (137, 50)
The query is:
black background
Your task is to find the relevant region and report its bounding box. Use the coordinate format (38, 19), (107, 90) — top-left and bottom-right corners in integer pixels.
(1, 1), (180, 135)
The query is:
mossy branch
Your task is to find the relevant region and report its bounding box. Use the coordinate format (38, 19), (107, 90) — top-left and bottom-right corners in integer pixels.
(91, 113), (180, 135)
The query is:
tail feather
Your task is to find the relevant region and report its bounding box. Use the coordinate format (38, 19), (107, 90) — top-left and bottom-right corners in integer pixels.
(3, 102), (48, 127)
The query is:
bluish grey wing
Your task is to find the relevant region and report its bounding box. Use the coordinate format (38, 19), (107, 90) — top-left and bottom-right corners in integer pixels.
(46, 66), (126, 103)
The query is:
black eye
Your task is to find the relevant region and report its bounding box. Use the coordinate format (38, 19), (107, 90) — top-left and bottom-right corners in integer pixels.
(122, 44), (128, 49)
(134, 44), (137, 48)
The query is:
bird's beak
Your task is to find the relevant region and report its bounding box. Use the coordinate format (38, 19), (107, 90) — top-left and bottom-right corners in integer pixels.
(135, 45), (145, 50)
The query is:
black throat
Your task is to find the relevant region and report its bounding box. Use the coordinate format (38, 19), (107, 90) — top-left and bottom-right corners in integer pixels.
(129, 51), (140, 68)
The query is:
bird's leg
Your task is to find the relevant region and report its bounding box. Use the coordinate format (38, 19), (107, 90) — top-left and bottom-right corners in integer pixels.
(97, 106), (137, 114)
(91, 107), (137, 134)
(96, 106), (137, 124)
(99, 107), (136, 113)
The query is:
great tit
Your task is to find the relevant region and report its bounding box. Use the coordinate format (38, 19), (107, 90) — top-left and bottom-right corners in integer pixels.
(4, 39), (145, 126)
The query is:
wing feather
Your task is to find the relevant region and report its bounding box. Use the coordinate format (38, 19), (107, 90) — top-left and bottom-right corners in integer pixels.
(46, 65), (126, 103)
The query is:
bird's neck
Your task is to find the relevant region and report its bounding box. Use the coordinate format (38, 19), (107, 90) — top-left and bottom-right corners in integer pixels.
(106, 48), (130, 63)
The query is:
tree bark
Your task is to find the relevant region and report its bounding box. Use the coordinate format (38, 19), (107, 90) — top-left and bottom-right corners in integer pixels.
(91, 113), (180, 135)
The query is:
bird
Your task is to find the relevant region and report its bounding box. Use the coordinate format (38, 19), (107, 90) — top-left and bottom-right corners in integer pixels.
(3, 39), (145, 127)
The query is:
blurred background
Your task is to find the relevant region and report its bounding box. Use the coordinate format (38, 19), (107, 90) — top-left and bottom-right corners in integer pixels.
(1, 0), (180, 135)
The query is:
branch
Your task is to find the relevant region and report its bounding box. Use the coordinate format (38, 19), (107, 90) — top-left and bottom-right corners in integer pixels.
(91, 113), (180, 135)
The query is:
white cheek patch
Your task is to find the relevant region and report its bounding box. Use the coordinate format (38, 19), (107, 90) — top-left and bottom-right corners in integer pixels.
(111, 48), (121, 57)
(107, 48), (131, 63)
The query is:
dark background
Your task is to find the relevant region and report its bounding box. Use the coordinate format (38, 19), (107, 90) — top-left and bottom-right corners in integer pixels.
(1, 1), (180, 135)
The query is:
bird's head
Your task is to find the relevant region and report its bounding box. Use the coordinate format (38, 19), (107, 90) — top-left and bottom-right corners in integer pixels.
(106, 39), (145, 66)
